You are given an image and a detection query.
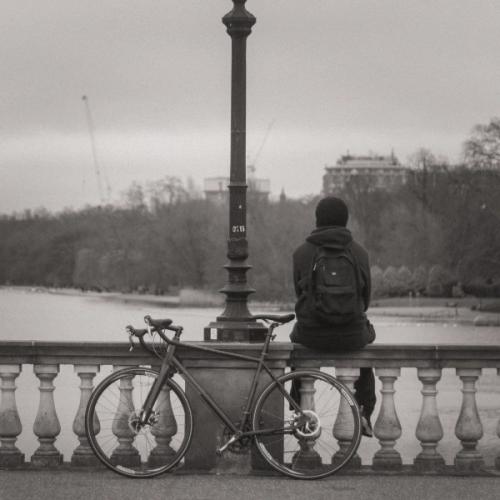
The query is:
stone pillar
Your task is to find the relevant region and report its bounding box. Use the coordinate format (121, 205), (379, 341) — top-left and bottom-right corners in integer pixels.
(183, 347), (289, 473)
(454, 368), (484, 472)
(71, 365), (100, 466)
(373, 367), (402, 470)
(496, 368), (500, 470)
(148, 383), (177, 467)
(414, 368), (445, 471)
(292, 375), (322, 469)
(0, 364), (24, 467)
(333, 367), (361, 468)
(110, 366), (140, 467)
(31, 364), (63, 466)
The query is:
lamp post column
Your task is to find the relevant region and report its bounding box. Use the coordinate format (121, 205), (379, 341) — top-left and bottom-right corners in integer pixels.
(204, 0), (266, 342)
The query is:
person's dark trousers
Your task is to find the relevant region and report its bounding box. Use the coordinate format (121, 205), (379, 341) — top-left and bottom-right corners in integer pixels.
(289, 367), (376, 419)
(354, 367), (376, 420)
(289, 324), (377, 419)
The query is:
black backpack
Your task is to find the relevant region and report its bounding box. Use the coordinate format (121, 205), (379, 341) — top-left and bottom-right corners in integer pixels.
(308, 243), (363, 325)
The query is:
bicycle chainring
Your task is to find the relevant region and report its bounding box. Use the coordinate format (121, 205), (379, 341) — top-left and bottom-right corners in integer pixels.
(222, 426), (252, 454)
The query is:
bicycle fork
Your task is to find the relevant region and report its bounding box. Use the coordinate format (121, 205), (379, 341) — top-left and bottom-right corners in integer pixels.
(138, 355), (175, 427)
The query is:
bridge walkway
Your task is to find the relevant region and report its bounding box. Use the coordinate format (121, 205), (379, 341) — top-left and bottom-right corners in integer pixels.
(1, 469), (499, 500)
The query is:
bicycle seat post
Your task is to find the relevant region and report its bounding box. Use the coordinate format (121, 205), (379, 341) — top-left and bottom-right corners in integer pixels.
(261, 322), (276, 357)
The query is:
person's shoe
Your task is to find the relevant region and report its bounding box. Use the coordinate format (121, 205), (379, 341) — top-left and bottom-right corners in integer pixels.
(361, 415), (373, 438)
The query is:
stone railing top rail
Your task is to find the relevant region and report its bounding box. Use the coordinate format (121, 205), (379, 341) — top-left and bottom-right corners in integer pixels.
(1, 341), (500, 368)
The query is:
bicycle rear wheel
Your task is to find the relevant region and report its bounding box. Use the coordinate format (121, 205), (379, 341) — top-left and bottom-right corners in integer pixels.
(85, 367), (192, 478)
(252, 370), (362, 479)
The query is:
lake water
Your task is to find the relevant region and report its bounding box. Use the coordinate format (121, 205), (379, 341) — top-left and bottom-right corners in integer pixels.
(1, 287), (500, 467)
(2, 287), (500, 344)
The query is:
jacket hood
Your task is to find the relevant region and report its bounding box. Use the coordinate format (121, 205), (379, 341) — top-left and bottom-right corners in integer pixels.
(306, 226), (353, 249)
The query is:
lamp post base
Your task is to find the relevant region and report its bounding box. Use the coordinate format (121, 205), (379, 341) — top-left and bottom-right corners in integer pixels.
(204, 320), (267, 342)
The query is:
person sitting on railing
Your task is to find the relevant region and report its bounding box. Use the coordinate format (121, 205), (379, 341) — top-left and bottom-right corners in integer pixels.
(290, 196), (376, 437)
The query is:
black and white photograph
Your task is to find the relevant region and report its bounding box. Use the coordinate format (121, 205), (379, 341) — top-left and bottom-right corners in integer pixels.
(1, 1), (500, 499)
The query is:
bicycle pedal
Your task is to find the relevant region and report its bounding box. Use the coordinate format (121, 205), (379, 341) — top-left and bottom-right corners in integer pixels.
(217, 434), (238, 455)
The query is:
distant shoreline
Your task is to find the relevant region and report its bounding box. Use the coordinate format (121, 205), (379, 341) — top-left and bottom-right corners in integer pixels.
(0, 285), (181, 307)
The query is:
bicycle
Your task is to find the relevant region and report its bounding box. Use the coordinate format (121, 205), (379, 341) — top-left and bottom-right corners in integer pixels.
(85, 313), (362, 479)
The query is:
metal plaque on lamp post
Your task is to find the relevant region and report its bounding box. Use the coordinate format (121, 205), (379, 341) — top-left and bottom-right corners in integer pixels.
(204, 0), (266, 342)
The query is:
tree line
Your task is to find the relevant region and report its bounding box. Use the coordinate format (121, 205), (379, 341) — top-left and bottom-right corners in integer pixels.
(1, 119), (500, 301)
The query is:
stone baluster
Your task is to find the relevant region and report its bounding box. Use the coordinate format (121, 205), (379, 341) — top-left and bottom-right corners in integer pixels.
(496, 368), (500, 470)
(148, 383), (177, 466)
(414, 368), (445, 471)
(71, 365), (100, 466)
(292, 375), (321, 469)
(333, 367), (361, 468)
(373, 368), (402, 470)
(110, 366), (140, 467)
(31, 364), (63, 466)
(0, 364), (24, 467)
(454, 368), (484, 472)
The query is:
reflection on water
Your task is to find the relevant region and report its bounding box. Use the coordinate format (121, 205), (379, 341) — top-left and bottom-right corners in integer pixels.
(1, 287), (500, 466)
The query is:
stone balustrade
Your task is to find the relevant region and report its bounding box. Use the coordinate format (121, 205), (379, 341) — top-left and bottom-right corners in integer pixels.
(1, 341), (500, 474)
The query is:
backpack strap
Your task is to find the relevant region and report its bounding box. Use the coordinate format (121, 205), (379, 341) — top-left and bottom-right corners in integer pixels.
(345, 242), (365, 312)
(309, 243), (328, 295)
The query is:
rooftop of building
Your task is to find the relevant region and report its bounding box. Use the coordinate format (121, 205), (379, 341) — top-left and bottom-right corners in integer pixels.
(325, 153), (406, 171)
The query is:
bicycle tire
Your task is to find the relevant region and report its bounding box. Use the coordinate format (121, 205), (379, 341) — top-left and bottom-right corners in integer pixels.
(85, 367), (193, 478)
(252, 369), (362, 479)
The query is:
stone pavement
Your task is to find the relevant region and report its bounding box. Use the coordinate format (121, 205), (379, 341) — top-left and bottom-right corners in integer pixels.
(1, 470), (500, 500)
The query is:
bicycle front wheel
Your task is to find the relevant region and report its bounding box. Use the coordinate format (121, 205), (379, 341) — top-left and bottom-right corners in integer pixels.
(252, 370), (362, 479)
(85, 367), (193, 478)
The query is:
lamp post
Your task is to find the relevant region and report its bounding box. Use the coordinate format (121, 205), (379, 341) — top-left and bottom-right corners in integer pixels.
(204, 0), (266, 342)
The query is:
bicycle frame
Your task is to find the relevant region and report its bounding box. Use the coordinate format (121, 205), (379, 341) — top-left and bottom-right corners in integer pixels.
(139, 326), (301, 439)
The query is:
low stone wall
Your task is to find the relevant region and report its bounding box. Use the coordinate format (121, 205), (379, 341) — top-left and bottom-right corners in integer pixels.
(1, 341), (500, 473)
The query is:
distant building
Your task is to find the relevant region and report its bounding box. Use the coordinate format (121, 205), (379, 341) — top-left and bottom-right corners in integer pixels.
(204, 173), (270, 204)
(204, 177), (229, 204)
(323, 153), (408, 194)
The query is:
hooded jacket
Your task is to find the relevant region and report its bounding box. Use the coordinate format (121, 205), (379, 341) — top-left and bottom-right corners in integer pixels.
(290, 226), (373, 350)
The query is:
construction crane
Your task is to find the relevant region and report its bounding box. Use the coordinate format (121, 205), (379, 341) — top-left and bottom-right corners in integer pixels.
(82, 95), (111, 203)
(247, 119), (275, 176)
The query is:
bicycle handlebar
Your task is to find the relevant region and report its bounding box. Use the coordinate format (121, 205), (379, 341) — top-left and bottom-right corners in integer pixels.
(126, 316), (183, 353)
(125, 325), (148, 337)
(144, 315), (183, 332)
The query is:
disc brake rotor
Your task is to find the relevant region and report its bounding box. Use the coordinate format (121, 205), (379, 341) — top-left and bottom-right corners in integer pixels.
(294, 410), (322, 439)
(127, 410), (159, 434)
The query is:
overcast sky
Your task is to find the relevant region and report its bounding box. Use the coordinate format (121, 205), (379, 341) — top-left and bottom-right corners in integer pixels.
(1, 0), (499, 213)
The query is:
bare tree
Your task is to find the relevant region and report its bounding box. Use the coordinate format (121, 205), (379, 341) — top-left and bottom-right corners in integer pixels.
(463, 117), (500, 169)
